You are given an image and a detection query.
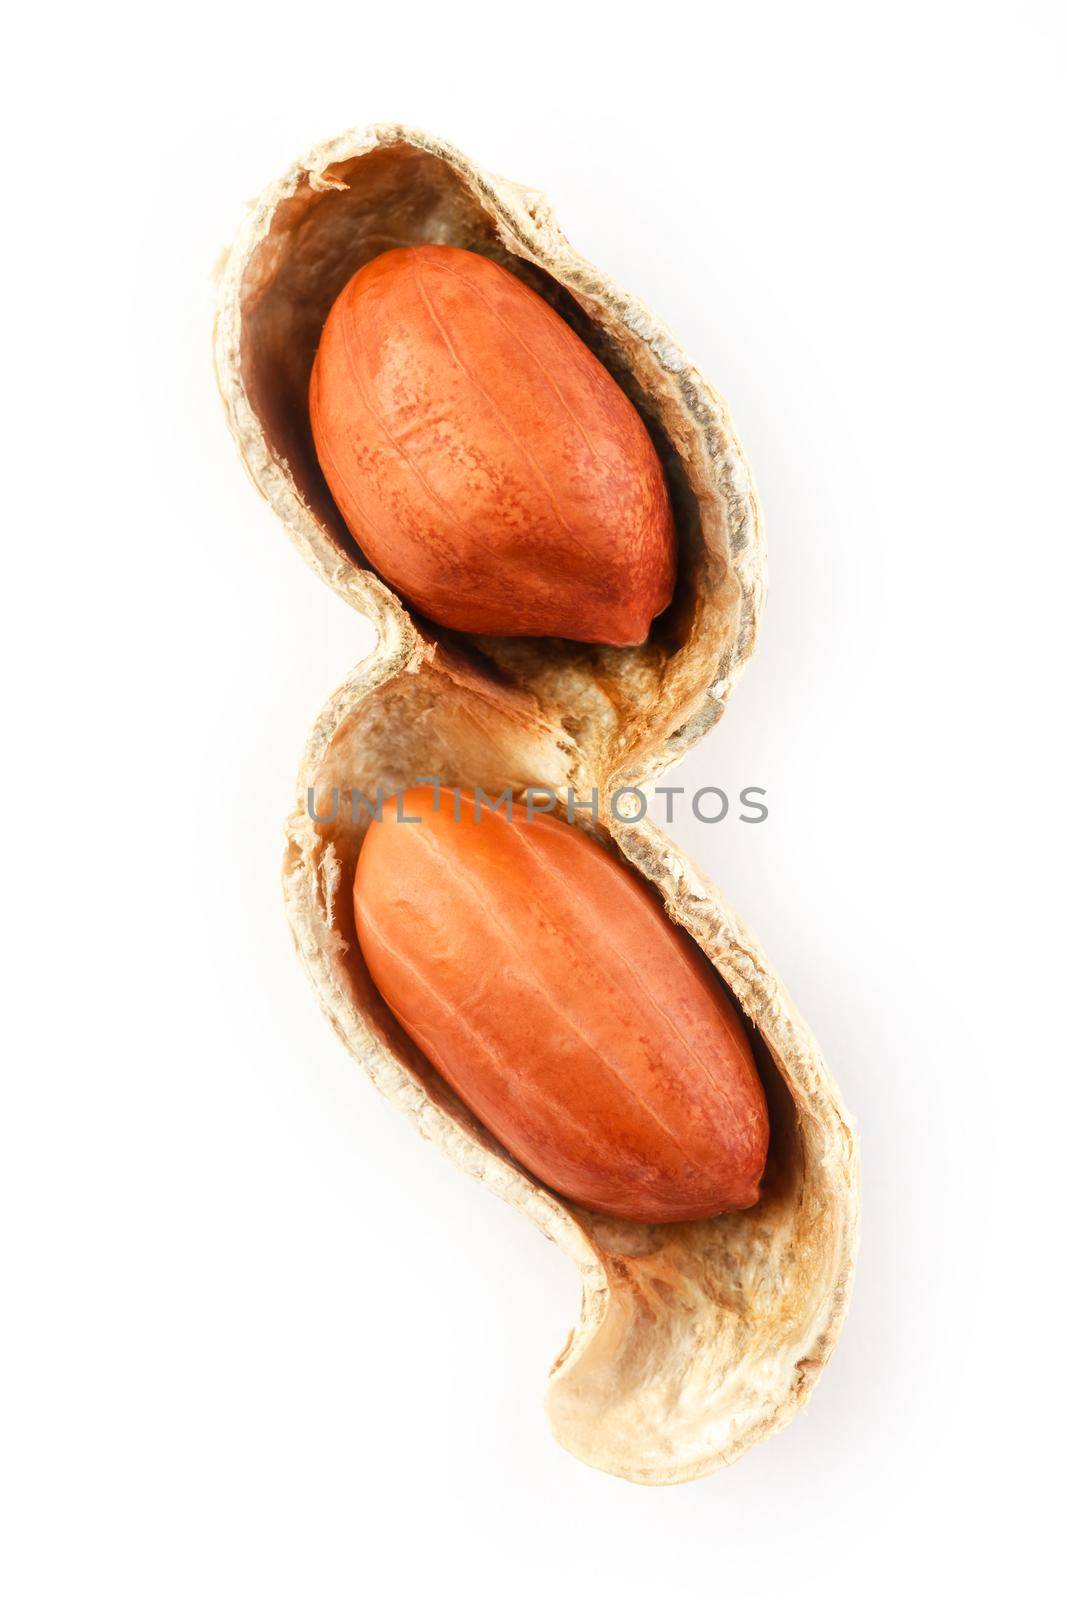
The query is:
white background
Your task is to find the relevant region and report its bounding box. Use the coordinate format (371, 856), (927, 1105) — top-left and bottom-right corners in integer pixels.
(3, 2), (1064, 1594)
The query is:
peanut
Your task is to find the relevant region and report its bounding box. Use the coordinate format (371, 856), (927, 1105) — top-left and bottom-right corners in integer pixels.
(354, 788), (769, 1222)
(310, 246), (676, 645)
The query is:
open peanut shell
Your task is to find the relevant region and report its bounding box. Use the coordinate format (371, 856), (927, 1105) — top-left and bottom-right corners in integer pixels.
(214, 123), (859, 1485)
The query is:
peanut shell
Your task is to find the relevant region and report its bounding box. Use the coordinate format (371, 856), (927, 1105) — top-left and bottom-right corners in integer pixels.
(214, 122), (859, 1485)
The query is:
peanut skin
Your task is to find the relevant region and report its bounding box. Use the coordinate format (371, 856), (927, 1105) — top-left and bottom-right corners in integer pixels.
(310, 247), (677, 644)
(354, 789), (769, 1222)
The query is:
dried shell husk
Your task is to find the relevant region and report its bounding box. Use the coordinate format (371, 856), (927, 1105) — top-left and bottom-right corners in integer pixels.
(214, 123), (859, 1484)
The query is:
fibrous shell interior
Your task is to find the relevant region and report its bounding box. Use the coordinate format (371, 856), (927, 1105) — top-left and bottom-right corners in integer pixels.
(215, 123), (859, 1484)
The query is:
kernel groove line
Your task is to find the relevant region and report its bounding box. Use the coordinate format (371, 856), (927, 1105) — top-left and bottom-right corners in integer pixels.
(511, 818), (741, 1124)
(411, 254), (601, 558)
(428, 256), (609, 467)
(356, 901), (637, 1174)
(337, 295), (474, 546)
(419, 802), (702, 1169)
